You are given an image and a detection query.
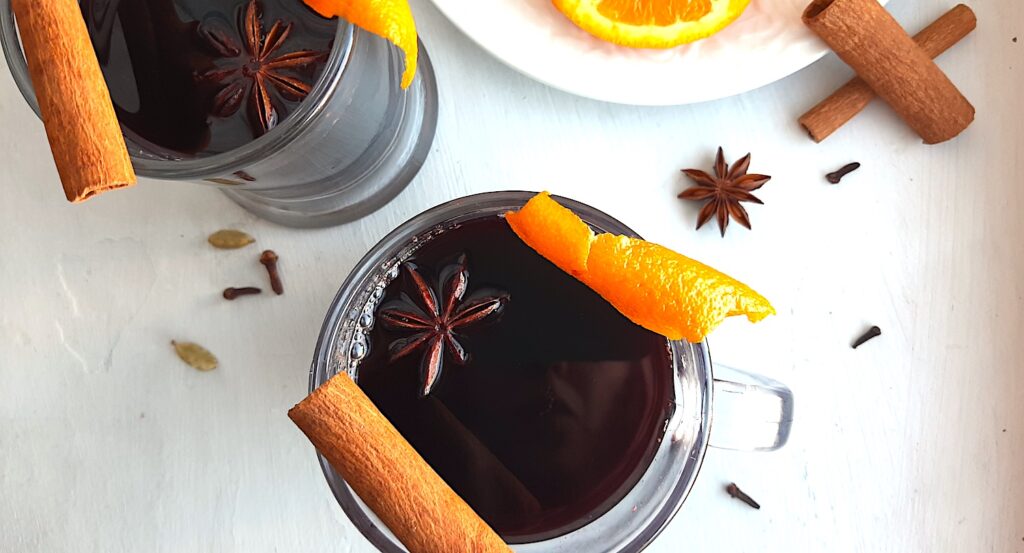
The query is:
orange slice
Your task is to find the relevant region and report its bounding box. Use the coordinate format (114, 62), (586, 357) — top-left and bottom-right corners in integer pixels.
(505, 192), (774, 342)
(552, 0), (752, 49)
(303, 0), (418, 88)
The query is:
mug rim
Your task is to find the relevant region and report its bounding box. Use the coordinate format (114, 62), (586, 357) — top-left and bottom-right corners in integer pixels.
(307, 191), (714, 552)
(0, 0), (355, 179)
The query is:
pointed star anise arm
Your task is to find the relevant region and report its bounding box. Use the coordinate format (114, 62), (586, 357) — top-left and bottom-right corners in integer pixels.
(696, 200), (718, 230)
(260, 21), (292, 59)
(419, 336), (445, 397)
(727, 202), (752, 230)
(212, 82), (246, 118)
(378, 302), (435, 331)
(388, 332), (432, 362)
(265, 50), (327, 70)
(734, 174), (771, 191)
(716, 202), (730, 237)
(243, 0), (262, 57)
(263, 73), (312, 101)
(251, 75), (276, 133)
(444, 334), (469, 365)
(450, 295), (508, 329)
(713, 147), (728, 178)
(678, 186), (717, 201)
(681, 169), (717, 188)
(405, 262), (440, 317)
(727, 153), (751, 180)
(439, 254), (469, 318)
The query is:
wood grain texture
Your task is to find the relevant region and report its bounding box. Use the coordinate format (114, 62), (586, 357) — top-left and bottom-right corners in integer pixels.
(799, 4), (977, 142)
(289, 373), (510, 553)
(0, 0), (1021, 551)
(803, 0), (974, 144)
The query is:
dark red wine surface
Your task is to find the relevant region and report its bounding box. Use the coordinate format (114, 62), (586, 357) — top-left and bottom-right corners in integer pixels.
(358, 216), (675, 543)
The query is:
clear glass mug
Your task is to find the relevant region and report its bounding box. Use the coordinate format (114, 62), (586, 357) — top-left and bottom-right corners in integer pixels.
(0, 2), (438, 227)
(308, 191), (794, 552)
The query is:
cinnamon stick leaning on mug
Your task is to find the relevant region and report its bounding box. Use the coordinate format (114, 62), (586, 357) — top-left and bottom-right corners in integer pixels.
(12, 0), (135, 202)
(802, 0), (974, 144)
(289, 372), (512, 553)
(800, 4), (977, 142)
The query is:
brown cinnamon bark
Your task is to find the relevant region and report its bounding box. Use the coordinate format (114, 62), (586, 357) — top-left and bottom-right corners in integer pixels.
(289, 373), (512, 553)
(803, 0), (974, 144)
(800, 4), (976, 142)
(13, 0), (135, 202)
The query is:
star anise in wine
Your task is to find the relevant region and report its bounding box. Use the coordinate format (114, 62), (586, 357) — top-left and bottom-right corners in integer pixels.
(678, 147), (771, 236)
(378, 254), (509, 397)
(197, 0), (327, 137)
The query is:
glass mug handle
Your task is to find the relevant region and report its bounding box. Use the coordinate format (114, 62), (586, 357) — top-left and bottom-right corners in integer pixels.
(708, 365), (794, 451)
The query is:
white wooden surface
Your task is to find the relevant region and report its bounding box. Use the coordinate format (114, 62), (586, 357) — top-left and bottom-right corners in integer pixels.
(1, 1), (1022, 551)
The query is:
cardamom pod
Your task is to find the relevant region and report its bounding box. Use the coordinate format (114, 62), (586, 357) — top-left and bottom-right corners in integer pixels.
(172, 341), (218, 371)
(208, 229), (255, 249)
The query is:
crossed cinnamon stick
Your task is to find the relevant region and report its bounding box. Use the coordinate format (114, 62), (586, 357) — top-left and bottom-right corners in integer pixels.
(800, 2), (976, 143)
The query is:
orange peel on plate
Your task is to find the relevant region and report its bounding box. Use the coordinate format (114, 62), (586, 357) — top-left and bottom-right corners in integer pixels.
(505, 192), (774, 342)
(303, 0), (418, 88)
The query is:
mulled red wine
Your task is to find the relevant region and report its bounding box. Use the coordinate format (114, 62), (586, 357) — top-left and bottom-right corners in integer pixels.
(357, 216), (675, 543)
(79, 0), (334, 156)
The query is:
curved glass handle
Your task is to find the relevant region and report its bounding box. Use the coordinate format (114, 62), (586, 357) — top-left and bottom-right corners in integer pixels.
(709, 365), (794, 451)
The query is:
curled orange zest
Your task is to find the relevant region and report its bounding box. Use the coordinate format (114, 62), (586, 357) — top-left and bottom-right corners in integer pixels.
(303, 0), (418, 88)
(505, 192), (774, 342)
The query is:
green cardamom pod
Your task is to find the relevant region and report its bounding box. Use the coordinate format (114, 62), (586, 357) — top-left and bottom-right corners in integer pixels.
(208, 229), (255, 249)
(172, 341), (218, 371)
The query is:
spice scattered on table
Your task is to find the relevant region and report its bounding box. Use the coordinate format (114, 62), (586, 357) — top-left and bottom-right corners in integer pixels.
(851, 325), (882, 349)
(223, 286), (262, 300)
(679, 147), (771, 237)
(172, 340), (219, 371)
(826, 162), (861, 184)
(208, 229), (255, 249)
(726, 483), (760, 509)
(802, 0), (974, 144)
(798, 4), (976, 142)
(260, 250), (284, 295)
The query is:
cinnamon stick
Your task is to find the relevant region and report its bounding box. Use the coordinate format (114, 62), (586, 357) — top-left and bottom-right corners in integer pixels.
(800, 4), (976, 142)
(289, 373), (511, 553)
(12, 0), (135, 202)
(803, 0), (974, 144)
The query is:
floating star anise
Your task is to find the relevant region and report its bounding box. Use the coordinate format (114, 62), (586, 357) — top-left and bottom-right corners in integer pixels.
(198, 0), (327, 137)
(678, 147), (771, 236)
(378, 254), (509, 397)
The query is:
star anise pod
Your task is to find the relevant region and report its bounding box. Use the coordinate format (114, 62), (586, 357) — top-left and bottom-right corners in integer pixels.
(678, 147), (771, 236)
(197, 0), (327, 137)
(377, 254), (509, 397)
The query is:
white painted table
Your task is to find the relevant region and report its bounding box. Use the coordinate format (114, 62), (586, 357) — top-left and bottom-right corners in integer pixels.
(1, 1), (1021, 551)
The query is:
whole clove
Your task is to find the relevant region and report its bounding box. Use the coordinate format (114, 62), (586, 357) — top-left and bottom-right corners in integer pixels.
(826, 162), (861, 184)
(260, 250), (284, 295)
(223, 286), (262, 300)
(726, 483), (760, 510)
(852, 326), (882, 349)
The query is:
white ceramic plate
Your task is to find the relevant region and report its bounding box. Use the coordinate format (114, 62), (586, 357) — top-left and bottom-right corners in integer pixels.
(429, 0), (889, 105)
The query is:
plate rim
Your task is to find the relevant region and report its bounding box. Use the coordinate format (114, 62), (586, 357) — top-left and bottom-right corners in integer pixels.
(426, 0), (848, 106)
